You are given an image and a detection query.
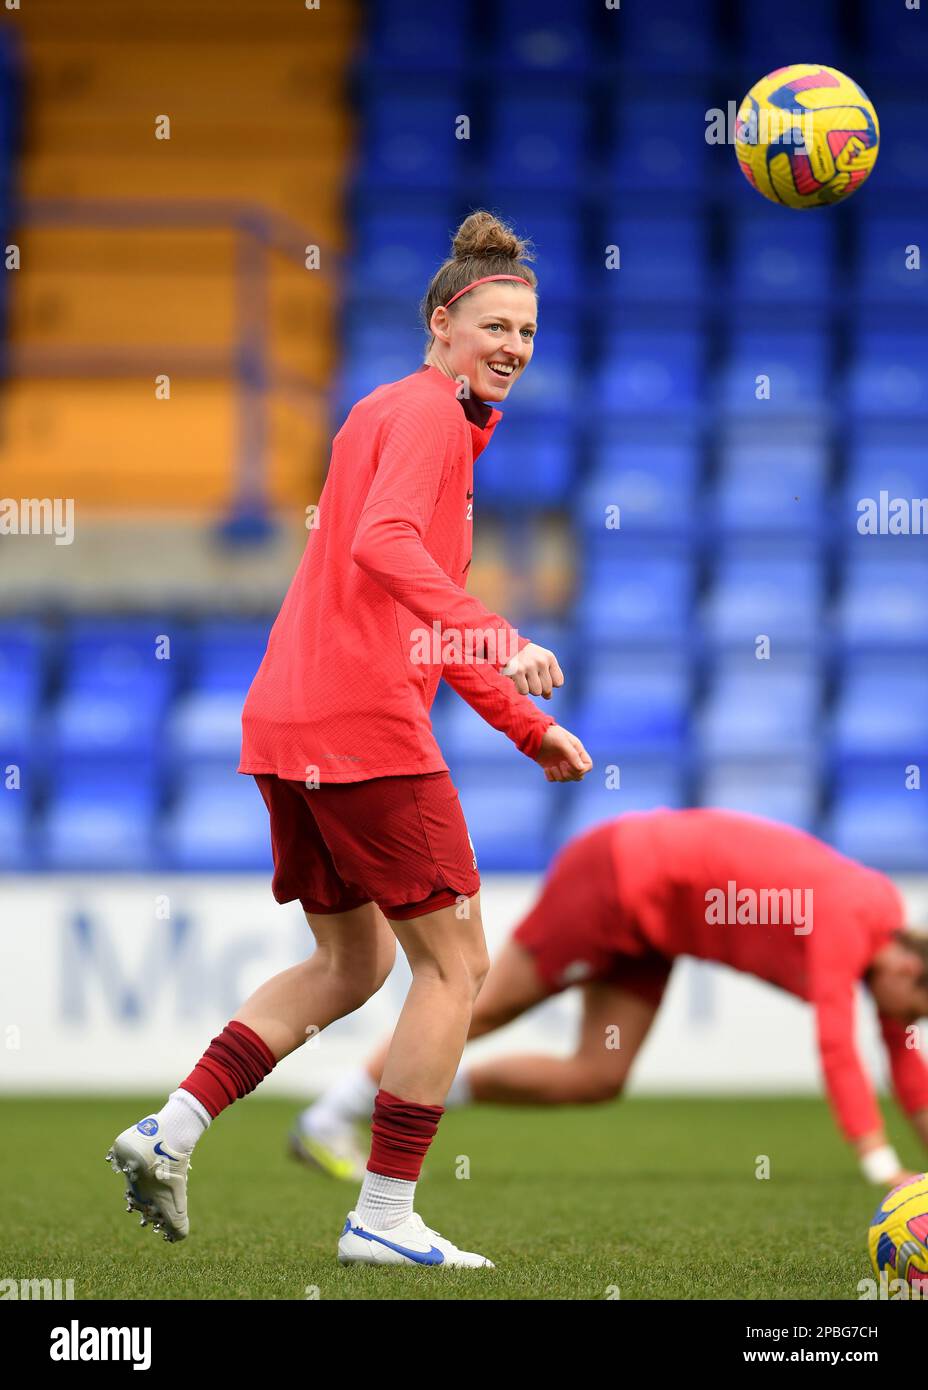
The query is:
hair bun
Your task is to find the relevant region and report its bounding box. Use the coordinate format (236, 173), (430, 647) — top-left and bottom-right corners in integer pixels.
(420, 209), (538, 341)
(452, 210), (533, 263)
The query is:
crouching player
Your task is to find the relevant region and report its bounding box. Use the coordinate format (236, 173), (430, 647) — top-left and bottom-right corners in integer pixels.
(296, 808), (928, 1190)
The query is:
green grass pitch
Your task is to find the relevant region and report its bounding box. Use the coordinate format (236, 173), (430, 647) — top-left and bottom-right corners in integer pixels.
(2, 1094), (901, 1300)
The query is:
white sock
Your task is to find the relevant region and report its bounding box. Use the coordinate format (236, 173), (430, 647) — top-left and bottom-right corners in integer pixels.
(147, 1088), (211, 1155)
(301, 1068), (378, 1136)
(444, 1068), (472, 1107)
(355, 1170), (416, 1231)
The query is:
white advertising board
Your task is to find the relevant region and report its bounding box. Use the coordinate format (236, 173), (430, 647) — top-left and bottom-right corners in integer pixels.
(1, 875), (926, 1101)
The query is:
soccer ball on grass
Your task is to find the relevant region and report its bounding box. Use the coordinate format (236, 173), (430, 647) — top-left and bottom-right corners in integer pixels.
(868, 1172), (928, 1296)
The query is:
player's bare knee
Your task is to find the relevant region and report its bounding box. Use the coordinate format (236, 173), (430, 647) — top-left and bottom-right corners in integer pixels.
(374, 940), (397, 989)
(313, 952), (388, 1013)
(354, 951), (395, 1001)
(467, 944), (491, 998)
(571, 1066), (625, 1105)
(469, 1001), (509, 1036)
(330, 971), (378, 1014)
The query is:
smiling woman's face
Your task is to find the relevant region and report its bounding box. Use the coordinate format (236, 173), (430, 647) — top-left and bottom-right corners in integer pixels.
(427, 283), (537, 402)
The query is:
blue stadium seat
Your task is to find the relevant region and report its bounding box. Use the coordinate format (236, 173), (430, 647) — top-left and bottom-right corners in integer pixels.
(710, 441), (827, 535)
(358, 86), (466, 189)
(48, 619), (177, 762)
(169, 620), (270, 764)
(48, 691), (164, 765)
(477, 418), (576, 506)
(440, 689), (537, 765)
(841, 447), (928, 542)
(507, 616), (578, 677)
(856, 216), (928, 308)
(739, 7), (840, 65)
(363, 1), (471, 73)
(696, 650), (822, 758)
(501, 327), (579, 415)
(190, 620), (271, 689)
(609, 99), (710, 192)
(600, 214), (708, 306)
(162, 766), (272, 871)
(576, 548), (694, 642)
(59, 618), (182, 682)
(350, 210), (459, 300)
(0, 28), (22, 164)
(43, 765), (159, 870)
(490, 3), (592, 76)
(522, 313), (578, 364)
(336, 339), (421, 410)
(845, 334), (928, 419)
(595, 330), (702, 416)
(824, 761), (928, 872)
(835, 556), (928, 647)
(866, 102), (928, 194)
(0, 620), (44, 752)
(571, 648), (690, 758)
(341, 318), (422, 365)
(831, 657), (928, 760)
(606, 0), (714, 73)
(717, 328), (830, 418)
(0, 790), (29, 869)
(511, 213), (583, 302)
(729, 211), (835, 306)
(487, 89), (588, 190)
(579, 439), (700, 539)
(454, 760), (550, 871)
(551, 759), (687, 851)
(860, 12), (928, 75)
(427, 681), (453, 750)
(353, 190), (456, 229)
(698, 758), (820, 833)
(720, 427), (831, 481)
(169, 693), (247, 765)
(701, 554), (823, 646)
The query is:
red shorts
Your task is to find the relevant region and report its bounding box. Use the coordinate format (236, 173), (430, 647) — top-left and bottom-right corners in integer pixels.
(512, 818), (672, 1005)
(253, 770), (481, 920)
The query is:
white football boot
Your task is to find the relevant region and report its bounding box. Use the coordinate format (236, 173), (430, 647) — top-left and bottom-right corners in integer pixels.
(105, 1118), (190, 1243)
(338, 1210), (494, 1268)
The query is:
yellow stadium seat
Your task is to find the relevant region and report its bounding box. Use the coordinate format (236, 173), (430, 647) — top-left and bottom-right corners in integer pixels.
(0, 379), (328, 512)
(2, 0), (354, 515)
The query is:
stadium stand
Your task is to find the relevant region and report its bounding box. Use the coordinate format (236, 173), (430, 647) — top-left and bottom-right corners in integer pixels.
(2, 0), (926, 871)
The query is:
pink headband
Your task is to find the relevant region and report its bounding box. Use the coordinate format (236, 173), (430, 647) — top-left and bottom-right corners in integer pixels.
(443, 274), (532, 309)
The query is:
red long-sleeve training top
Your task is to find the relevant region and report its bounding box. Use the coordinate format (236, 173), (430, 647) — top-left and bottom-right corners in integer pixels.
(239, 364), (556, 783)
(608, 809), (928, 1141)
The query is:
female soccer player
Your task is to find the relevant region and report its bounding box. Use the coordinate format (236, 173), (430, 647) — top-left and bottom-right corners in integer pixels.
(105, 212), (592, 1267)
(296, 809), (928, 1192)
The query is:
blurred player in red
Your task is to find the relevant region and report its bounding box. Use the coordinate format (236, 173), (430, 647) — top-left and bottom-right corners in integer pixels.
(298, 809), (928, 1191)
(106, 212), (592, 1265)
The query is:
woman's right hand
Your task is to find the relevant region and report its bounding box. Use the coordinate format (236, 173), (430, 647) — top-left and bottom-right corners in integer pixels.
(534, 724), (593, 782)
(501, 642), (564, 699)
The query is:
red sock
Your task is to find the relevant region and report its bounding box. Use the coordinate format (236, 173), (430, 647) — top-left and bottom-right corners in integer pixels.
(178, 1020), (276, 1119)
(367, 1089), (444, 1181)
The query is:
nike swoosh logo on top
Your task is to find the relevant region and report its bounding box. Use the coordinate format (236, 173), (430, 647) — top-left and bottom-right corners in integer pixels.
(466, 489), (473, 498)
(153, 1142), (181, 1161)
(348, 1223), (445, 1265)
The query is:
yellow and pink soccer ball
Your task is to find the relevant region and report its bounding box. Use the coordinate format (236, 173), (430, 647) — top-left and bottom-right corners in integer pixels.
(735, 63), (879, 208)
(868, 1172), (928, 1295)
